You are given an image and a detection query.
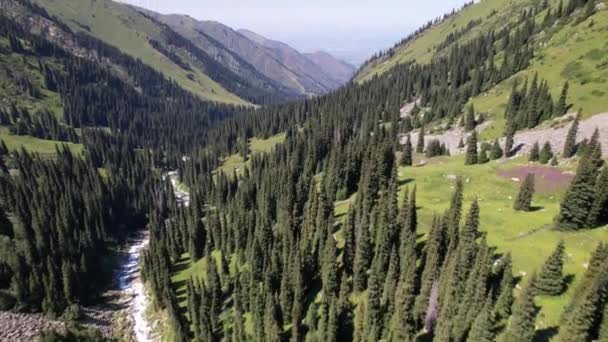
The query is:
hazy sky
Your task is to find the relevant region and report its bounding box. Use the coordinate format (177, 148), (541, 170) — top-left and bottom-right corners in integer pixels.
(118, 0), (469, 65)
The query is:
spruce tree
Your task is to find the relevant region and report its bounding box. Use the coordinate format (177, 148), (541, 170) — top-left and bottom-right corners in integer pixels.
(555, 81), (570, 117)
(478, 143), (490, 164)
(556, 263), (608, 342)
(465, 105), (477, 132)
(599, 301), (608, 342)
(534, 241), (566, 296)
(587, 167), (608, 227)
(400, 135), (413, 166)
(505, 120), (516, 158)
(494, 254), (514, 319)
(555, 132), (603, 230)
(504, 274), (539, 342)
(514, 174), (535, 212)
(466, 297), (495, 342)
(190, 219), (205, 262)
(465, 131), (478, 165)
(563, 114), (579, 158)
(490, 139), (504, 160)
(529, 142), (540, 162)
(539, 142), (553, 164)
(417, 126), (426, 154)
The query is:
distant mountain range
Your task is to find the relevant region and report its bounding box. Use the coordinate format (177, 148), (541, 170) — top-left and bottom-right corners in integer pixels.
(25, 0), (354, 104)
(145, 11), (356, 97)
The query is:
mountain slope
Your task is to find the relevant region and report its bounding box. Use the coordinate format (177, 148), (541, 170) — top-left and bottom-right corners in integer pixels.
(31, 0), (287, 105)
(238, 28), (353, 94)
(304, 51), (355, 85)
(146, 10), (354, 96)
(356, 0), (608, 139)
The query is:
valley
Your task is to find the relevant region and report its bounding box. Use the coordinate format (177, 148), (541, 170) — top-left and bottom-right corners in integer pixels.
(0, 0), (608, 341)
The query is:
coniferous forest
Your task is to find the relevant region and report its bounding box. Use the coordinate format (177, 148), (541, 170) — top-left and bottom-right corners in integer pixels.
(1, 0), (608, 341)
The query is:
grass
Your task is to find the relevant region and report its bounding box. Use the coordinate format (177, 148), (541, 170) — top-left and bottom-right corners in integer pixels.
(35, 0), (247, 105)
(472, 8), (608, 141)
(356, 0), (608, 140)
(395, 154), (608, 328)
(0, 45), (64, 118)
(0, 126), (83, 155)
(216, 133), (286, 175)
(355, 0), (529, 82)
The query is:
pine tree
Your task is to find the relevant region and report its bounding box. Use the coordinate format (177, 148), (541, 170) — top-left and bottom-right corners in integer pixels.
(555, 132), (603, 230)
(556, 263), (608, 342)
(478, 143), (490, 164)
(505, 120), (516, 158)
(490, 139), (504, 160)
(561, 243), (608, 325)
(417, 126), (426, 154)
(189, 218), (205, 262)
(599, 300), (608, 342)
(400, 135), (413, 166)
(514, 174), (535, 212)
(465, 131), (478, 165)
(354, 214), (372, 291)
(587, 167), (608, 227)
(504, 274), (539, 342)
(539, 142), (553, 164)
(555, 81), (570, 117)
(466, 297), (495, 342)
(465, 105), (477, 132)
(529, 142), (540, 162)
(494, 254), (514, 319)
(534, 241), (566, 296)
(563, 114), (579, 158)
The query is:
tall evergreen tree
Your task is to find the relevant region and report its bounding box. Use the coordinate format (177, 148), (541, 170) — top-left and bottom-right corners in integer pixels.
(494, 254), (514, 319)
(417, 126), (426, 154)
(555, 81), (570, 117)
(563, 114), (580, 158)
(465, 105), (477, 132)
(490, 139), (504, 160)
(587, 167), (608, 227)
(534, 241), (566, 296)
(514, 174), (535, 212)
(465, 131), (478, 165)
(539, 142), (553, 164)
(400, 135), (413, 166)
(556, 131), (603, 230)
(466, 297), (495, 342)
(529, 142), (540, 162)
(504, 274), (539, 342)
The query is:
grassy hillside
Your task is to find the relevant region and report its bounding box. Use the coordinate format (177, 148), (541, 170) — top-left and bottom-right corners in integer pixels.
(356, 0), (608, 140)
(474, 6), (608, 140)
(355, 0), (527, 82)
(34, 0), (247, 105)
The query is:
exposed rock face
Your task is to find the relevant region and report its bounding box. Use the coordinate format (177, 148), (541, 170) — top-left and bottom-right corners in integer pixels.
(400, 112), (608, 158)
(0, 303), (119, 342)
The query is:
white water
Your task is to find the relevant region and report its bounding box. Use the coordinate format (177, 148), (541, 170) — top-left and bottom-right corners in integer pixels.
(117, 171), (189, 342)
(117, 232), (155, 342)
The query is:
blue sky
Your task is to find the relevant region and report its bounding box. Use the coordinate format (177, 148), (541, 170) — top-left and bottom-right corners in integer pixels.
(119, 0), (469, 65)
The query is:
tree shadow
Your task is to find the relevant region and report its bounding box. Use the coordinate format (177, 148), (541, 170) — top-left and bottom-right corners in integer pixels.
(528, 206), (545, 212)
(533, 326), (559, 342)
(563, 274), (575, 293)
(398, 178), (415, 186)
(511, 143), (525, 155)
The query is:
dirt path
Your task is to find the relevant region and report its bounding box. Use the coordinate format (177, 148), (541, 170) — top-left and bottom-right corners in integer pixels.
(400, 112), (608, 157)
